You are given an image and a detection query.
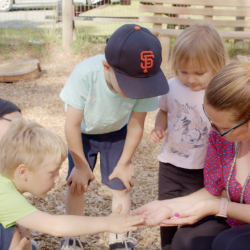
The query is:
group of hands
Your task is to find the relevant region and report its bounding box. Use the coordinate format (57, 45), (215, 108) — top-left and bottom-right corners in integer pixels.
(66, 126), (213, 235)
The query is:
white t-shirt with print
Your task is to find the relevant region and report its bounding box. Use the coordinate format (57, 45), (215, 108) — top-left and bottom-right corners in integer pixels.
(60, 54), (158, 134)
(158, 77), (210, 169)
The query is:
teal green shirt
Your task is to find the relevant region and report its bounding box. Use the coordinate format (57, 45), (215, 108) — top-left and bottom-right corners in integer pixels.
(60, 54), (158, 134)
(0, 174), (38, 228)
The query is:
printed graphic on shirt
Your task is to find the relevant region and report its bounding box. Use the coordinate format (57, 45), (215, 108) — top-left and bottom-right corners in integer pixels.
(169, 100), (209, 158)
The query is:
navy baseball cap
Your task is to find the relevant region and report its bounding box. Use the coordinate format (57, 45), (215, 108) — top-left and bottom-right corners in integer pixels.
(105, 24), (169, 99)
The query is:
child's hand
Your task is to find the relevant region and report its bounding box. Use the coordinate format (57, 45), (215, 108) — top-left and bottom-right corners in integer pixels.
(13, 237), (29, 250)
(107, 205), (144, 234)
(109, 163), (134, 192)
(149, 127), (166, 143)
(67, 166), (95, 194)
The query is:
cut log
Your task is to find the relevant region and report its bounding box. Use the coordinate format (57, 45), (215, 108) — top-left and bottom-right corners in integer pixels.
(0, 59), (42, 83)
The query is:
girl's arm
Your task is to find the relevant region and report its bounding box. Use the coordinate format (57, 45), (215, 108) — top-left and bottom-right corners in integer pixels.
(149, 109), (168, 143)
(155, 109), (168, 130)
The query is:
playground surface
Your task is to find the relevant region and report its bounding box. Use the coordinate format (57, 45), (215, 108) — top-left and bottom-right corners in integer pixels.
(0, 44), (173, 249)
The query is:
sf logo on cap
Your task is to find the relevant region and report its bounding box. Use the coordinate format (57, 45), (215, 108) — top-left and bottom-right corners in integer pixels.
(141, 51), (155, 73)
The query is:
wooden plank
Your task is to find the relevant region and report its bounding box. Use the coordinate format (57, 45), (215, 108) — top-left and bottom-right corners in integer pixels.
(139, 16), (250, 27)
(74, 16), (138, 22)
(139, 0), (250, 7)
(154, 29), (250, 39)
(139, 5), (250, 17)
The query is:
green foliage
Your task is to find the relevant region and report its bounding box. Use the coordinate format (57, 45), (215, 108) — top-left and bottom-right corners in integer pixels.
(0, 23), (62, 59)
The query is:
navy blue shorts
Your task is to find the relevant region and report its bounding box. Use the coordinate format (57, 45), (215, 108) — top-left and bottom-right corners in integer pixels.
(67, 125), (127, 190)
(0, 224), (16, 250)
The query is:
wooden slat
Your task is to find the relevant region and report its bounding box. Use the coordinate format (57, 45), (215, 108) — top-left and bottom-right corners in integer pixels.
(139, 5), (250, 17)
(150, 28), (250, 39)
(139, 16), (250, 27)
(139, 0), (250, 7)
(74, 17), (138, 22)
(155, 29), (250, 39)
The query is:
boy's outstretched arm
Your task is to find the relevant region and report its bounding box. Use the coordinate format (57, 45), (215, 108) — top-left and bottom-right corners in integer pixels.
(16, 205), (144, 237)
(149, 109), (168, 144)
(109, 111), (146, 192)
(65, 105), (95, 194)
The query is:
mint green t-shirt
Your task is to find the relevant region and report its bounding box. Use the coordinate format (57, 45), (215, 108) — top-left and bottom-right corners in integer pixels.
(60, 54), (158, 134)
(0, 174), (38, 228)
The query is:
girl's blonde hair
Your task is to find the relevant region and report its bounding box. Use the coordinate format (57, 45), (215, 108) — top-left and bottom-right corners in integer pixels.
(205, 56), (250, 123)
(170, 23), (229, 75)
(0, 119), (67, 179)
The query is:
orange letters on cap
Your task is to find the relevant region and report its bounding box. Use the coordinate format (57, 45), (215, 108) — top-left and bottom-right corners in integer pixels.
(134, 26), (140, 30)
(141, 51), (154, 73)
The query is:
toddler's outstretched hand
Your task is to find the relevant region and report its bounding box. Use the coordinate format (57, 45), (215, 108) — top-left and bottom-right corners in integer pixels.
(149, 127), (166, 144)
(107, 205), (144, 234)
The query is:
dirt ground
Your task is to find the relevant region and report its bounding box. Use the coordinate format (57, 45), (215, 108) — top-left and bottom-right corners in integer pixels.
(0, 45), (173, 250)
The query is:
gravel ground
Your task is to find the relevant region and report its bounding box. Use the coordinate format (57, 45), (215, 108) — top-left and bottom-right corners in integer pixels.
(0, 45), (173, 250)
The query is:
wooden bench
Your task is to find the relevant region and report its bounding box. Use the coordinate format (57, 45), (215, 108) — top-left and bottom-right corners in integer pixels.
(139, 0), (250, 64)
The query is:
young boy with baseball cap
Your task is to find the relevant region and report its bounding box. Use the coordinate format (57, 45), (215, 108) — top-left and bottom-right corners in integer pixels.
(60, 24), (169, 250)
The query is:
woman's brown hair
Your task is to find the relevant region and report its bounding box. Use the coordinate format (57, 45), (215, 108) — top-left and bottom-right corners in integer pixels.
(205, 56), (250, 123)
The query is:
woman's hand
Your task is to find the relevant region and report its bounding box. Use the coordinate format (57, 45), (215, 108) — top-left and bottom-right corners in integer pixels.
(132, 200), (173, 227)
(160, 199), (220, 227)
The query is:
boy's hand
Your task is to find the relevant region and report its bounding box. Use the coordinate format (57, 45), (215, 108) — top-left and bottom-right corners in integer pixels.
(107, 205), (144, 234)
(13, 237), (29, 250)
(132, 200), (172, 227)
(149, 127), (166, 144)
(67, 166), (95, 194)
(109, 163), (134, 192)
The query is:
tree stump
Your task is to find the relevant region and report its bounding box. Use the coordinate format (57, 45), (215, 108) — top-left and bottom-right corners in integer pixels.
(0, 59), (42, 83)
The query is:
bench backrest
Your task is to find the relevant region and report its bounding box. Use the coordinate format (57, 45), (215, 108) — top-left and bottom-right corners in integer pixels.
(139, 0), (250, 31)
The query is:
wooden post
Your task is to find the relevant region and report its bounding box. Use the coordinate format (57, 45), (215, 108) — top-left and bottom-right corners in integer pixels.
(204, 6), (213, 19)
(235, 7), (244, 50)
(63, 0), (73, 50)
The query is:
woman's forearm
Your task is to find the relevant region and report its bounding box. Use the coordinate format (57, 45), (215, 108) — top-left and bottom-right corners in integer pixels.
(164, 188), (221, 211)
(227, 202), (250, 223)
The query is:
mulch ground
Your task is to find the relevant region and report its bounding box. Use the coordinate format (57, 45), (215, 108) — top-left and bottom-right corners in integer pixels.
(0, 44), (173, 250)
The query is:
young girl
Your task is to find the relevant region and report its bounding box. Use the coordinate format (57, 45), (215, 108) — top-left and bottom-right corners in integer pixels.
(149, 24), (229, 250)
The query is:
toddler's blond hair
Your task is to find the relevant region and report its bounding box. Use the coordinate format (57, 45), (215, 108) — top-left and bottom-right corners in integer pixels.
(0, 118), (67, 178)
(170, 23), (229, 75)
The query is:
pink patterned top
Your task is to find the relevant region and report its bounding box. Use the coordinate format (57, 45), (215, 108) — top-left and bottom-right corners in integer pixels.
(204, 131), (250, 227)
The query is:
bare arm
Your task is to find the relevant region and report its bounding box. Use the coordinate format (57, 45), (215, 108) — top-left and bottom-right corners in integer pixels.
(119, 111), (146, 165)
(65, 105), (94, 194)
(65, 105), (87, 168)
(155, 109), (168, 130)
(149, 109), (168, 143)
(16, 207), (144, 237)
(109, 111), (146, 191)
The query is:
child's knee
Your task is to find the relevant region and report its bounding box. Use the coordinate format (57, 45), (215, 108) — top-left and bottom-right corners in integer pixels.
(110, 188), (129, 199)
